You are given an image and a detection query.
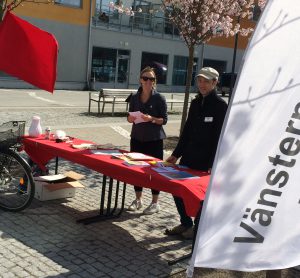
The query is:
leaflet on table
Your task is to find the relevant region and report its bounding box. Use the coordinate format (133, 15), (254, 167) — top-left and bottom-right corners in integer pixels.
(72, 143), (117, 150)
(111, 152), (153, 166)
(123, 152), (155, 160)
(123, 160), (150, 167)
(153, 166), (178, 173)
(111, 153), (128, 160)
(90, 149), (122, 155)
(128, 111), (146, 124)
(152, 166), (199, 180)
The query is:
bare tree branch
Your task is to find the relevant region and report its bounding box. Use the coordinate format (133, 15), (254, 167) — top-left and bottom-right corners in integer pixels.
(160, 0), (266, 133)
(0, 0), (53, 21)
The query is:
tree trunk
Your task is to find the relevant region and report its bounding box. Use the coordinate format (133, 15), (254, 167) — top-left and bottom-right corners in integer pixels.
(180, 44), (194, 134)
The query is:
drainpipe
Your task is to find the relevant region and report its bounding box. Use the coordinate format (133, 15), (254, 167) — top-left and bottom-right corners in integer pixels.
(86, 0), (93, 90)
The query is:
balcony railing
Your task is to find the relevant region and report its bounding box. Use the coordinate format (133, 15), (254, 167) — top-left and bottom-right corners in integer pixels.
(93, 6), (180, 39)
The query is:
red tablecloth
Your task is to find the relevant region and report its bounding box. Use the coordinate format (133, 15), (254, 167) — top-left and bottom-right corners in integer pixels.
(22, 136), (210, 217)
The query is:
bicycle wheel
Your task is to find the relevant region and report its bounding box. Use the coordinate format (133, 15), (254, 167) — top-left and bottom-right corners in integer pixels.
(0, 148), (35, 212)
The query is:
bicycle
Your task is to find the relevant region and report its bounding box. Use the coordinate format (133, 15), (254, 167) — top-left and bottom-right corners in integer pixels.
(0, 121), (35, 212)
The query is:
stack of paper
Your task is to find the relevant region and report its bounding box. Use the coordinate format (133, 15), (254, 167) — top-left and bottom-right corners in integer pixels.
(72, 143), (117, 150)
(72, 143), (96, 150)
(90, 149), (122, 155)
(123, 152), (154, 161)
(123, 160), (150, 167)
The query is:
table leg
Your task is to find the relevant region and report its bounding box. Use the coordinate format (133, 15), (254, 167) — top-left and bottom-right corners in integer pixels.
(106, 177), (114, 214)
(112, 181), (126, 217)
(110, 180), (120, 215)
(99, 175), (107, 215)
(55, 157), (58, 174)
(77, 175), (127, 225)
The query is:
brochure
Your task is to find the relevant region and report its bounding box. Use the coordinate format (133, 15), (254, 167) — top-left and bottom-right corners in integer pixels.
(152, 166), (198, 180)
(123, 160), (150, 167)
(157, 171), (198, 180)
(111, 154), (128, 160)
(129, 111), (146, 124)
(124, 152), (155, 161)
(153, 166), (178, 173)
(72, 143), (96, 150)
(72, 143), (117, 150)
(90, 149), (122, 155)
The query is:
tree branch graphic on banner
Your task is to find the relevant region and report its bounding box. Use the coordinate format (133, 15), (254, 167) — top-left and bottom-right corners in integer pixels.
(236, 67), (300, 107)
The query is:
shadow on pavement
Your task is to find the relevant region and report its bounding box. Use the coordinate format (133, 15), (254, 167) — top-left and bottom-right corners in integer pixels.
(0, 159), (190, 277)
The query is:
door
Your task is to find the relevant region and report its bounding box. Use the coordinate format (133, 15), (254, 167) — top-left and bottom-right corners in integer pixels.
(115, 51), (130, 88)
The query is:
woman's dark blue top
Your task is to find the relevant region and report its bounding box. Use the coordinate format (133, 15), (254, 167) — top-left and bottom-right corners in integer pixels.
(129, 89), (168, 142)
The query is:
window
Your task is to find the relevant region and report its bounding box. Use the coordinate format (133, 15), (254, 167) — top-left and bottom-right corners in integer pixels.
(55, 0), (82, 8)
(172, 56), (198, 86)
(92, 47), (117, 83)
(91, 47), (130, 84)
(133, 0), (151, 13)
(96, 0), (111, 13)
(203, 59), (227, 76)
(141, 52), (168, 84)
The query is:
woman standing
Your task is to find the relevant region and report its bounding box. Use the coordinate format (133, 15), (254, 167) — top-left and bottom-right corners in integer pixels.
(127, 67), (168, 214)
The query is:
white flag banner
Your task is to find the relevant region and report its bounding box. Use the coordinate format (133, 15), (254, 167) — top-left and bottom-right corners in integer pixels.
(190, 0), (300, 272)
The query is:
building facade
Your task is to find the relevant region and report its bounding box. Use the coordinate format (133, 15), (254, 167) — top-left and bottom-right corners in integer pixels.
(0, 0), (258, 92)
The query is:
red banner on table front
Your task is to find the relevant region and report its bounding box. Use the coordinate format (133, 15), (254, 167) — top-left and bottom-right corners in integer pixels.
(0, 11), (58, 93)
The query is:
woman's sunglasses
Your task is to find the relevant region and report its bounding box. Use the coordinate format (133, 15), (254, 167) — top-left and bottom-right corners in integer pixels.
(141, 76), (155, 82)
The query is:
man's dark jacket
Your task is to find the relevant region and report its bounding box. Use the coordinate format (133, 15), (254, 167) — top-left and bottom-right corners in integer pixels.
(172, 90), (227, 171)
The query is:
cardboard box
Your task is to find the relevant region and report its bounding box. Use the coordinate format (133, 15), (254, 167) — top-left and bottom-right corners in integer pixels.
(34, 171), (85, 201)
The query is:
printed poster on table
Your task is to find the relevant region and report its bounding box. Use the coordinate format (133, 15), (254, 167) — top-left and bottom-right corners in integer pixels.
(190, 0), (300, 273)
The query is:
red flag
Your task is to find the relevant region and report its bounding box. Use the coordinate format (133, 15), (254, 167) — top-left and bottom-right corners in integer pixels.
(0, 11), (58, 93)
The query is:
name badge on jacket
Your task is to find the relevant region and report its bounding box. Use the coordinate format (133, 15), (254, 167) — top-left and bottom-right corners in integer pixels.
(204, 117), (213, 122)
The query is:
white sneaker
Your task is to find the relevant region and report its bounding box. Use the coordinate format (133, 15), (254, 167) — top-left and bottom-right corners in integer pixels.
(143, 203), (160, 215)
(128, 199), (143, 211)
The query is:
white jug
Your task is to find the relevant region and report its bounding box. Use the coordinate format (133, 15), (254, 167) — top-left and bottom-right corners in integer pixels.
(28, 116), (42, 137)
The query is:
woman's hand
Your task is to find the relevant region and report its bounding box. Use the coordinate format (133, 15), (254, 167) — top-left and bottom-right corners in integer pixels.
(127, 114), (136, 123)
(166, 155), (178, 164)
(141, 113), (153, 122)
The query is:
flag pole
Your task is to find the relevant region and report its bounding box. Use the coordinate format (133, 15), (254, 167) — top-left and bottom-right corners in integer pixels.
(229, 16), (239, 103)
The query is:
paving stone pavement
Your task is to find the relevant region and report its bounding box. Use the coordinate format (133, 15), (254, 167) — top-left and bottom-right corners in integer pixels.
(0, 159), (191, 278)
(0, 102), (193, 278)
(1, 92), (299, 278)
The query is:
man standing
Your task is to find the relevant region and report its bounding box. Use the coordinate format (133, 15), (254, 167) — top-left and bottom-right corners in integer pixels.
(165, 67), (228, 239)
